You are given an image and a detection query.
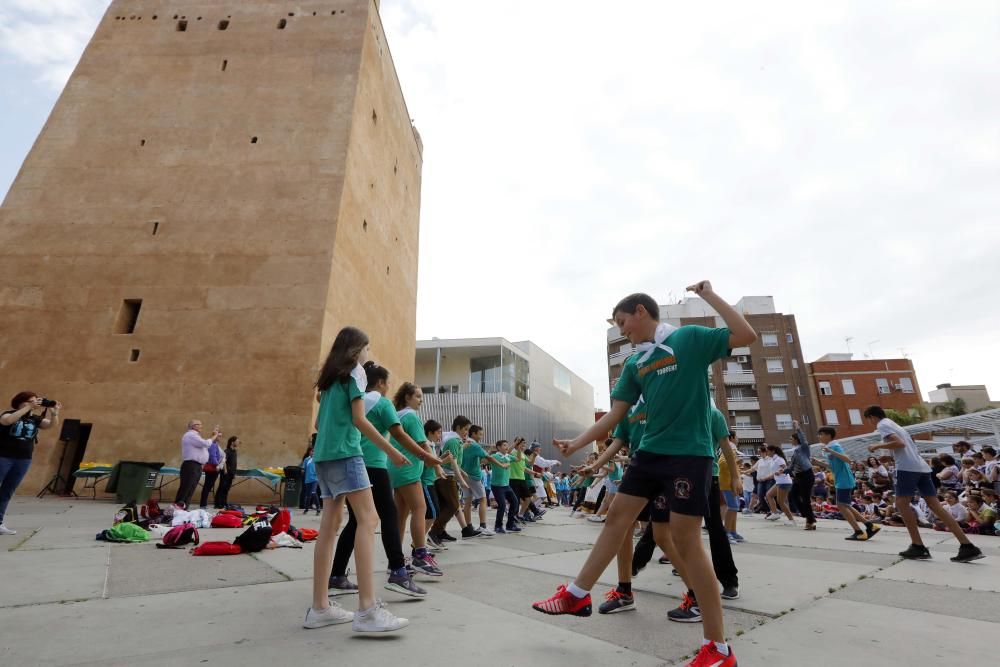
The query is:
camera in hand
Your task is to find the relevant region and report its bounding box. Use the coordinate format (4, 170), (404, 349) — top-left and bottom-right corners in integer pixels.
(39, 398), (58, 408)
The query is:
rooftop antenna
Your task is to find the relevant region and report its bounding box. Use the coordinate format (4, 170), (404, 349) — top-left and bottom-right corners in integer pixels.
(867, 339), (880, 359)
(898, 347), (908, 359)
(844, 336), (853, 354)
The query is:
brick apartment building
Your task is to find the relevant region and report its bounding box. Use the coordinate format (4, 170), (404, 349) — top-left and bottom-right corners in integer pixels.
(606, 296), (818, 453)
(807, 354), (923, 438)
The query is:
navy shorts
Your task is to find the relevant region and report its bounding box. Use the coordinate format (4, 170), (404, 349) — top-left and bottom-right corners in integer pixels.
(835, 487), (855, 504)
(894, 470), (936, 498)
(617, 451), (712, 518)
(636, 495), (671, 523)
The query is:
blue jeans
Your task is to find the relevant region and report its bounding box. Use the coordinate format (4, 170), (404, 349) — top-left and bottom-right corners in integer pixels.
(301, 481), (320, 511)
(491, 485), (519, 529)
(0, 457), (32, 524)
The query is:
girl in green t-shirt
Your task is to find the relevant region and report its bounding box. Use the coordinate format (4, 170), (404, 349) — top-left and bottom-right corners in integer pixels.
(387, 382), (444, 577)
(308, 326), (409, 633)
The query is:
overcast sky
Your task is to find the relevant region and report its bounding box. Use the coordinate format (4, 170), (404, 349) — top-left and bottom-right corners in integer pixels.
(2, 1), (998, 410)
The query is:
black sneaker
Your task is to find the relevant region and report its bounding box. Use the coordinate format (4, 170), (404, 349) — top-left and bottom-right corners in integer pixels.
(461, 526), (483, 539)
(667, 593), (701, 623)
(506, 524), (522, 532)
(865, 522), (881, 539)
(631, 562), (645, 577)
(720, 585), (740, 600)
(951, 543), (985, 563)
(845, 531), (868, 541)
(426, 533), (446, 549)
(598, 589), (636, 614)
(439, 531), (457, 542)
(328, 575), (359, 596)
(671, 569), (680, 577)
(898, 544), (932, 560)
(658, 556), (670, 565)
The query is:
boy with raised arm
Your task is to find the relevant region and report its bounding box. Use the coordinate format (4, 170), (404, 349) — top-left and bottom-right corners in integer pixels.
(532, 281), (756, 667)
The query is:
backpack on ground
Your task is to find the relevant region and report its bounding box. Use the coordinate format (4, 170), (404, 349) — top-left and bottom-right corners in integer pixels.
(211, 513), (243, 528)
(114, 502), (139, 525)
(233, 520), (272, 553)
(192, 541), (243, 556)
(156, 522), (200, 549)
(141, 499), (162, 521)
(290, 527), (318, 542)
(96, 523), (150, 543)
(270, 508), (291, 536)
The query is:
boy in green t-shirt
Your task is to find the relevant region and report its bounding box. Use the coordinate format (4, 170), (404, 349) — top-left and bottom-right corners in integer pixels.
(429, 416), (482, 541)
(533, 281), (756, 667)
(461, 425), (510, 534)
(488, 440), (521, 533)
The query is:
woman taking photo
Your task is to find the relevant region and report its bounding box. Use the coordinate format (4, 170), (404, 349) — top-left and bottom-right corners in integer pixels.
(1, 392), (61, 535)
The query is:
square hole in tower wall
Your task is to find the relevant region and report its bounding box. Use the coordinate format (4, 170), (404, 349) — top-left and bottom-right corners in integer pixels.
(114, 299), (143, 334)
(177, 20), (187, 31)
(129, 349), (141, 362)
(218, 20), (229, 30)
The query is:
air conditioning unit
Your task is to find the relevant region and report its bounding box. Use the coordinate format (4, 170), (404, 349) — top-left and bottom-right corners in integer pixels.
(729, 410), (736, 417)
(737, 356), (748, 363)
(750, 383), (757, 390)
(893, 384), (903, 391)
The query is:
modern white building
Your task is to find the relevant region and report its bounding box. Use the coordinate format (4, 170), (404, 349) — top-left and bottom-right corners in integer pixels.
(415, 338), (595, 462)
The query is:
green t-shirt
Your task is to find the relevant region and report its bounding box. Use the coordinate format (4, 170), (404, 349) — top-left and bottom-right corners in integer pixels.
(508, 452), (527, 480)
(441, 437), (464, 476)
(314, 377), (365, 462)
(421, 440), (440, 485)
(709, 407), (729, 477)
(608, 461), (623, 482)
(461, 441), (489, 480)
(610, 325), (730, 458)
(612, 398), (647, 455)
(489, 452), (511, 486)
(387, 410), (425, 488)
(358, 395), (400, 469)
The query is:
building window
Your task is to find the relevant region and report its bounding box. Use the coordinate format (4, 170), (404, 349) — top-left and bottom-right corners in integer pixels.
(776, 414), (793, 430)
(876, 378), (891, 394)
(801, 414), (810, 425)
(819, 381), (832, 396)
(766, 358), (783, 373)
(113, 299), (142, 334)
(848, 409), (863, 425)
(735, 416), (751, 427)
(553, 365), (572, 395)
(824, 409), (839, 425)
(797, 385), (804, 396)
(899, 377), (914, 393)
(786, 333), (794, 343)
(842, 379), (856, 395)
(762, 333), (779, 347)
(770, 385), (788, 401)
(791, 358), (799, 369)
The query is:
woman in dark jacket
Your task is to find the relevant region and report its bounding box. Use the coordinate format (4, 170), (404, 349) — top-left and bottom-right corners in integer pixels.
(213, 436), (239, 509)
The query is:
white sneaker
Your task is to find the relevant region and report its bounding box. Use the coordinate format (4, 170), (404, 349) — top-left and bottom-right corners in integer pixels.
(765, 513), (780, 521)
(478, 526), (495, 537)
(0, 525), (16, 535)
(782, 518), (796, 526)
(303, 601), (354, 628)
(587, 515), (606, 523)
(352, 600), (409, 633)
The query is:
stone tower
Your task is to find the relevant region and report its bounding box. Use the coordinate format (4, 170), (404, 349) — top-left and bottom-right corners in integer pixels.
(0, 0), (422, 492)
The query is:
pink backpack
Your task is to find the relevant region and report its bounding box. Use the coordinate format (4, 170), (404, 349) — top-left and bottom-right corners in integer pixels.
(155, 522), (200, 549)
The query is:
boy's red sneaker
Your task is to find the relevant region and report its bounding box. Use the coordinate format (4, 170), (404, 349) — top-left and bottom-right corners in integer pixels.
(531, 584), (592, 616)
(687, 643), (737, 667)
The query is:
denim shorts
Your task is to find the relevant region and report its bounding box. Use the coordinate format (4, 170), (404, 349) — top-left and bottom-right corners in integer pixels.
(606, 480), (619, 495)
(894, 470), (936, 498)
(776, 483), (793, 491)
(721, 489), (739, 511)
(316, 456), (370, 499)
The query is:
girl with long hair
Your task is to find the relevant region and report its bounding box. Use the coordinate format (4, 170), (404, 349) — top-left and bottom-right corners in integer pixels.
(764, 445), (796, 525)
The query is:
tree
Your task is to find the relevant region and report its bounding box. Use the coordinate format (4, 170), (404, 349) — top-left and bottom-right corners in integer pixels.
(932, 398), (967, 417)
(886, 409), (922, 427)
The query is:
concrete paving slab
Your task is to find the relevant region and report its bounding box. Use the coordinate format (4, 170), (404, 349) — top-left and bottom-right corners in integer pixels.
(1, 578), (664, 667)
(435, 561), (766, 664)
(732, 597), (998, 665)
(12, 524), (112, 551)
(833, 577), (1000, 622)
(106, 542), (287, 597)
(0, 545), (108, 607)
(499, 548), (877, 616)
(873, 556), (1000, 592)
(730, 519), (926, 555)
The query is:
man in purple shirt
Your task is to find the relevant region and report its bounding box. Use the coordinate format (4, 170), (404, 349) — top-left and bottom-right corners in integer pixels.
(175, 420), (220, 508)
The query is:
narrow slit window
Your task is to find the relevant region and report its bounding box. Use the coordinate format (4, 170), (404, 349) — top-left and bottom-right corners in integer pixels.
(177, 20), (187, 31)
(372, 109), (377, 123)
(221, 59), (228, 71)
(277, 19), (287, 29)
(114, 299), (143, 335)
(140, 139), (145, 146)
(151, 222), (159, 235)
(218, 20), (229, 30)
(129, 349), (141, 362)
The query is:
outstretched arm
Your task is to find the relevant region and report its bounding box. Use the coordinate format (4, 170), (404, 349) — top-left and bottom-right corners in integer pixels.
(687, 280), (757, 348)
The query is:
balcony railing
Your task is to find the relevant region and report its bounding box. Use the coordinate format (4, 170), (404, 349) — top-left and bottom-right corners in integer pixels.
(731, 347), (751, 356)
(608, 330), (627, 344)
(723, 371), (756, 385)
(733, 426), (765, 440)
(727, 399), (760, 411)
(609, 347), (634, 365)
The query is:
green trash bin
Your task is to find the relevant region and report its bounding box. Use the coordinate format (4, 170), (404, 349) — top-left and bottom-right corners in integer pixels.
(283, 466), (303, 508)
(108, 461), (164, 504)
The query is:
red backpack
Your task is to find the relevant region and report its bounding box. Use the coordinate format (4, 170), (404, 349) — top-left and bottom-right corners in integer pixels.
(211, 513), (243, 528)
(270, 508), (291, 536)
(156, 522), (200, 549)
(191, 541), (243, 556)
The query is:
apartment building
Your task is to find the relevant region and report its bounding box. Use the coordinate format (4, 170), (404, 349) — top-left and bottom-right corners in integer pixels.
(806, 354), (923, 438)
(606, 296), (818, 453)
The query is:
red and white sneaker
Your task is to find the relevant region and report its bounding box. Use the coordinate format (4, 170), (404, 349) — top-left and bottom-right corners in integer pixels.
(531, 584), (592, 616)
(687, 643), (737, 666)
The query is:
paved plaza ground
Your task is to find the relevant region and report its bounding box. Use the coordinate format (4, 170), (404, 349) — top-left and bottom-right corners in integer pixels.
(1, 497), (998, 666)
